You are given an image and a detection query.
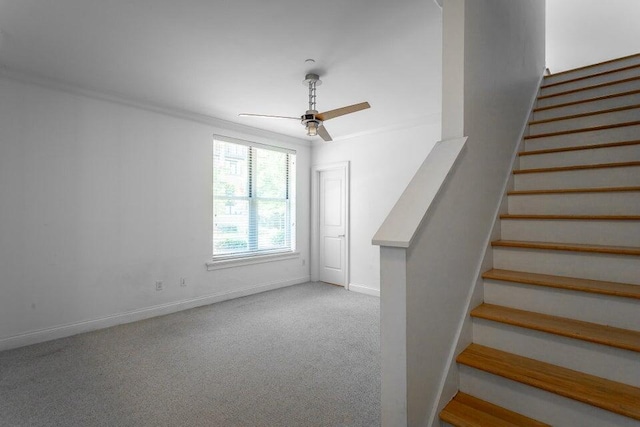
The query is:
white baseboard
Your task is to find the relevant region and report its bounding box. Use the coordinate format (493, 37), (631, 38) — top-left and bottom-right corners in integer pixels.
(348, 283), (380, 297)
(0, 276), (310, 352)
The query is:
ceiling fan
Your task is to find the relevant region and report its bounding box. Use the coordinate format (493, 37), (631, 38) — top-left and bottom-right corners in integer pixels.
(239, 73), (370, 142)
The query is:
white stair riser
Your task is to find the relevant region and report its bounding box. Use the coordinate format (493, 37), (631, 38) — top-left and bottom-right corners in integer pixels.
(529, 108), (640, 135)
(472, 319), (640, 387)
(459, 366), (640, 427)
(524, 124), (640, 151)
(519, 144), (640, 169)
(501, 219), (640, 246)
(533, 92), (640, 121)
(459, 57), (640, 427)
(514, 166), (640, 191)
(508, 192), (640, 215)
(492, 247), (640, 285)
(537, 80), (640, 109)
(544, 56), (640, 86)
(540, 67), (640, 97)
(482, 280), (639, 337)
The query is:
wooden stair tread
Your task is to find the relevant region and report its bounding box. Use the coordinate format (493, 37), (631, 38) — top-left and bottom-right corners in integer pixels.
(471, 303), (640, 352)
(533, 89), (640, 113)
(507, 186), (640, 195)
(544, 53), (640, 80)
(537, 76), (640, 100)
(456, 54), (640, 423)
(514, 160), (640, 174)
(440, 392), (550, 427)
(491, 240), (640, 256)
(529, 104), (640, 126)
(541, 63), (640, 89)
(457, 344), (640, 420)
(524, 121), (640, 140)
(500, 214), (640, 220)
(482, 269), (640, 300)
(519, 139), (640, 156)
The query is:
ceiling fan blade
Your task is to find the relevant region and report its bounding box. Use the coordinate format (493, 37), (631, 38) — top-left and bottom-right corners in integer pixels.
(239, 113), (300, 120)
(317, 125), (333, 142)
(316, 102), (370, 121)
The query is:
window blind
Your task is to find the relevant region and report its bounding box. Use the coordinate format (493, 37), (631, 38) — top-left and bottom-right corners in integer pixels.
(213, 136), (296, 258)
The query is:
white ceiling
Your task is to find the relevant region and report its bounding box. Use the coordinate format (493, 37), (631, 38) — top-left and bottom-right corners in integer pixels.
(546, 0), (640, 73)
(0, 0), (443, 143)
(2, 1), (636, 143)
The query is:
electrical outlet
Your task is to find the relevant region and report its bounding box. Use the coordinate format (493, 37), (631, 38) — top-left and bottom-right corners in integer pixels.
(155, 281), (163, 291)
(302, 259), (306, 266)
(180, 277), (187, 287)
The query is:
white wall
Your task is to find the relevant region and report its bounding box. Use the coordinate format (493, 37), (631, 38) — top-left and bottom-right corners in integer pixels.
(401, 0), (546, 425)
(547, 0), (640, 73)
(312, 122), (440, 294)
(0, 75), (311, 350)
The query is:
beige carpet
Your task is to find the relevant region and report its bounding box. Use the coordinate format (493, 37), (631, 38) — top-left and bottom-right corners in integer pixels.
(0, 282), (380, 426)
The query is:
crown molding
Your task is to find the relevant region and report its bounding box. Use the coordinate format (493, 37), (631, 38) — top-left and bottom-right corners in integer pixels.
(311, 112), (442, 146)
(0, 66), (310, 148)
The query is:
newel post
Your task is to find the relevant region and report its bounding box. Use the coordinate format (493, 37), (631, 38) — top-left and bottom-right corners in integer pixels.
(380, 246), (408, 426)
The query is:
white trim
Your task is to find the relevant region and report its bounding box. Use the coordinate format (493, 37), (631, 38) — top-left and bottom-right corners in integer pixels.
(348, 283), (380, 297)
(206, 251), (300, 270)
(310, 162), (350, 285)
(0, 276), (310, 352)
(427, 68), (547, 427)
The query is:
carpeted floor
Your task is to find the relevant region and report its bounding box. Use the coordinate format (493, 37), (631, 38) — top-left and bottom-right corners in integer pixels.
(0, 282), (380, 427)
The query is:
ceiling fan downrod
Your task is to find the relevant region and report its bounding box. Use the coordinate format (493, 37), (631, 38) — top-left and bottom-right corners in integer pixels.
(303, 73), (322, 136)
(306, 73), (319, 112)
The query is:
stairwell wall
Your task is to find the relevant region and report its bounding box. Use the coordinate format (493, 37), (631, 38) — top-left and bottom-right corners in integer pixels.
(404, 0), (545, 425)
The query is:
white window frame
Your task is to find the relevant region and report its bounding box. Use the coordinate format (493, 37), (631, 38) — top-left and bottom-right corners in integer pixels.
(209, 135), (297, 268)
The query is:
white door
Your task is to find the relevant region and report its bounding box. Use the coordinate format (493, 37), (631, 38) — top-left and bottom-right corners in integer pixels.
(319, 167), (347, 286)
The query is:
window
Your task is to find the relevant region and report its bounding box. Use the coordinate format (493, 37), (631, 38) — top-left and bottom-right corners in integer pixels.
(213, 135), (296, 259)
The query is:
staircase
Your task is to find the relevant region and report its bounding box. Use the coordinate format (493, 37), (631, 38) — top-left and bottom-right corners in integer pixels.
(440, 54), (640, 426)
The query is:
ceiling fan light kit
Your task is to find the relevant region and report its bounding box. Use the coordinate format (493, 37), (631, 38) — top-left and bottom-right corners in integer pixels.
(239, 72), (370, 142)
(306, 121), (318, 136)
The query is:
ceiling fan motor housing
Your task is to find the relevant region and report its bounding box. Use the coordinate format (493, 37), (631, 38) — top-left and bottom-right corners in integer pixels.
(302, 110), (321, 136)
(301, 110), (320, 124)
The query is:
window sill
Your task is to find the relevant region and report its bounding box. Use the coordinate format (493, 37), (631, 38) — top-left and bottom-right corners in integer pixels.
(206, 251), (300, 271)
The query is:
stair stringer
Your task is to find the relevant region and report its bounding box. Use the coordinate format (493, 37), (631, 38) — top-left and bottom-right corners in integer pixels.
(429, 71), (544, 427)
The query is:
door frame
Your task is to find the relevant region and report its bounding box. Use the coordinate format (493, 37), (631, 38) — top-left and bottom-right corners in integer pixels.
(311, 161), (350, 288)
